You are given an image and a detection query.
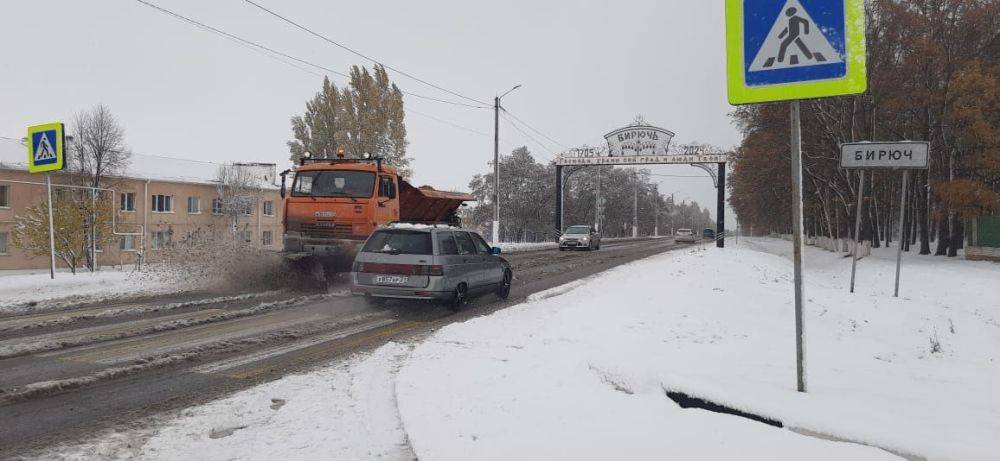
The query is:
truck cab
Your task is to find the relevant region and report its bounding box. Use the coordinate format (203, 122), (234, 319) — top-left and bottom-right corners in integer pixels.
(281, 156), (473, 262)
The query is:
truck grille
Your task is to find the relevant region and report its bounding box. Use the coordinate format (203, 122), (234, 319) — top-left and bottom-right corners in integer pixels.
(301, 222), (354, 239)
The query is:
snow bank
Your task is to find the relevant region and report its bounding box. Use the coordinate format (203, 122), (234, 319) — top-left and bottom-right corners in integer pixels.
(395, 238), (1000, 460)
(0, 270), (177, 313)
(497, 242), (557, 253)
(42, 343), (415, 460)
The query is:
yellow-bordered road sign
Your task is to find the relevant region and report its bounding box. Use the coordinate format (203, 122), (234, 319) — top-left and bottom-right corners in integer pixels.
(725, 0), (866, 105)
(27, 122), (65, 173)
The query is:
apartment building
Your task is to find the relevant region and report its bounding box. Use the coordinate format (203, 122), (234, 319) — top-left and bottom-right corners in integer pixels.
(0, 137), (284, 271)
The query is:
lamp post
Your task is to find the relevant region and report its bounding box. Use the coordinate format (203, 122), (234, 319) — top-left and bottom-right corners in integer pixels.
(493, 84), (521, 243)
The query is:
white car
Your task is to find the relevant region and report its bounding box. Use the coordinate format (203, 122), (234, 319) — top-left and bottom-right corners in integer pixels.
(675, 228), (698, 243)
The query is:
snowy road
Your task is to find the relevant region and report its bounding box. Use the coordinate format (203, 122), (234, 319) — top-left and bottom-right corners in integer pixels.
(0, 237), (688, 457)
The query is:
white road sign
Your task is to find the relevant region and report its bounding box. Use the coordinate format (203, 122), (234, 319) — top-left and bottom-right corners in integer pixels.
(840, 142), (929, 169)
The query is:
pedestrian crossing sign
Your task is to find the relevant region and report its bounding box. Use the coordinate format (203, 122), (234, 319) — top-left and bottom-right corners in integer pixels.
(725, 0), (866, 105)
(27, 122), (65, 173)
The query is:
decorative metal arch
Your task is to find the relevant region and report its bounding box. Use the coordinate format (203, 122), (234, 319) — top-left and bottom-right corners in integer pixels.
(689, 163), (719, 188)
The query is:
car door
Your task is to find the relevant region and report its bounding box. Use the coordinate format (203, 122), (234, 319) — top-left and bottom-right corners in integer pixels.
(435, 231), (465, 290)
(452, 231), (483, 287)
(470, 232), (502, 286)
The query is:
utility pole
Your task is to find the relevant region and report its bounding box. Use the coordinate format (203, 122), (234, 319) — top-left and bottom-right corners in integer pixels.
(492, 96), (500, 244)
(595, 166), (601, 233)
(632, 168), (639, 238)
(492, 84), (521, 244)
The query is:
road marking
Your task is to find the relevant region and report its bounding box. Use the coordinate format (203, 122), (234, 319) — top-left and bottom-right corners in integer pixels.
(222, 320), (421, 380)
(190, 317), (397, 375)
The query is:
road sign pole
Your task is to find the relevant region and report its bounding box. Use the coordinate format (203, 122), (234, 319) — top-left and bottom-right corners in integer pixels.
(849, 170), (865, 293)
(789, 100), (807, 393)
(894, 170), (909, 297)
(717, 162), (726, 248)
(46, 173), (56, 279)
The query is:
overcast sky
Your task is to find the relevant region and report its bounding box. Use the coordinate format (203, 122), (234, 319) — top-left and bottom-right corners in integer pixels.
(2, 0), (741, 223)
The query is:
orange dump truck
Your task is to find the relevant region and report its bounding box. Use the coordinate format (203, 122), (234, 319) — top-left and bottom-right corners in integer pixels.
(280, 156), (474, 269)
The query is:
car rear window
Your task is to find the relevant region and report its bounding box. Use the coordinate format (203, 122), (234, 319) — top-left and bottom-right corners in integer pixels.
(362, 230), (432, 255)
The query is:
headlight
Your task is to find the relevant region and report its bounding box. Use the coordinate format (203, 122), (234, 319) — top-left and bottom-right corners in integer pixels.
(581, 236), (589, 241)
(559, 236), (566, 241)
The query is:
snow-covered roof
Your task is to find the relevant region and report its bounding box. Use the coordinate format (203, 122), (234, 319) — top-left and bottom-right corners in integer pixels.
(0, 137), (278, 189)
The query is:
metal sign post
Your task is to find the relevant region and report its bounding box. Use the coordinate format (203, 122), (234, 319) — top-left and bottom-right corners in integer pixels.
(726, 0), (867, 393)
(894, 171), (909, 297)
(840, 141), (929, 296)
(849, 170), (865, 293)
(789, 100), (807, 393)
(27, 122), (67, 279)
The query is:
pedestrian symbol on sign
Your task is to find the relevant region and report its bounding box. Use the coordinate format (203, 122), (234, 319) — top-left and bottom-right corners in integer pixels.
(32, 130), (58, 166)
(749, 0), (842, 72)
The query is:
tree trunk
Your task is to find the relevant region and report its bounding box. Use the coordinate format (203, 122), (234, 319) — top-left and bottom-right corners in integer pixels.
(919, 172), (930, 254)
(934, 216), (949, 255)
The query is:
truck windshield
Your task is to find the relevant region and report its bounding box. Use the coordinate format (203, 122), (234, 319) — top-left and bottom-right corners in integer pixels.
(292, 171), (375, 198)
(362, 230), (433, 255)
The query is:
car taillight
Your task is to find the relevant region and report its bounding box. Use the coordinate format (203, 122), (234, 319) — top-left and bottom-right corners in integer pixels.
(410, 265), (444, 276)
(353, 261), (365, 272)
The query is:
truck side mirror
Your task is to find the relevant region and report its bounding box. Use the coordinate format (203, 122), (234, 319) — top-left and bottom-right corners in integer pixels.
(279, 169), (291, 198)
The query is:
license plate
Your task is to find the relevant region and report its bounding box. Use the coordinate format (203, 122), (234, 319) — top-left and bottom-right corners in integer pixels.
(374, 275), (409, 285)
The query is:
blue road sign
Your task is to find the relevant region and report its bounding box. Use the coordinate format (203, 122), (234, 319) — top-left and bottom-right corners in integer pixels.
(27, 122), (65, 173)
(725, 0), (866, 104)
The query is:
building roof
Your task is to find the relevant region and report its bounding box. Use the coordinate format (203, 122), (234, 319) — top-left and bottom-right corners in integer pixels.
(0, 137), (278, 189)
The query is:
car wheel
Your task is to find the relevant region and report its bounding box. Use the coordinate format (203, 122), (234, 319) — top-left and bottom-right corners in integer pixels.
(559, 247), (566, 251)
(496, 270), (512, 300)
(449, 283), (469, 312)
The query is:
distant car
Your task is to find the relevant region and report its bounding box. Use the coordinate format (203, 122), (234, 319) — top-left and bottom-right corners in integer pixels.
(675, 228), (698, 243)
(559, 225), (601, 251)
(702, 228), (716, 240)
(351, 224), (512, 311)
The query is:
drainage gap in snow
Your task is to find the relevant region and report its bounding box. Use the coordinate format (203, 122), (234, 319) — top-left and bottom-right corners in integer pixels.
(663, 389), (783, 428)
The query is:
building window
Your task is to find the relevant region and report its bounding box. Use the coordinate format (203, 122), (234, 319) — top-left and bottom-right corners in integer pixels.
(212, 198), (223, 215)
(150, 230), (171, 249)
(242, 202), (254, 216)
(262, 230), (273, 246)
(120, 192), (135, 212)
(263, 201), (274, 216)
(0, 232), (8, 255)
(0, 185), (9, 208)
(239, 230), (253, 243)
(120, 234), (137, 252)
(187, 197), (200, 214)
(151, 195), (172, 213)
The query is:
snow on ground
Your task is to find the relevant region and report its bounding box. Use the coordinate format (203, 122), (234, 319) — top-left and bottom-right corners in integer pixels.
(0, 269), (179, 313)
(497, 241), (557, 252)
(44, 238), (999, 460)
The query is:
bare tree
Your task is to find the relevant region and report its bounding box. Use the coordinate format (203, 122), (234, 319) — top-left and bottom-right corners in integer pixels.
(216, 164), (264, 241)
(70, 104), (131, 188)
(64, 105), (132, 271)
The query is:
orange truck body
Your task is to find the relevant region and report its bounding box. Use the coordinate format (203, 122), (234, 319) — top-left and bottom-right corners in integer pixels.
(281, 158), (474, 260)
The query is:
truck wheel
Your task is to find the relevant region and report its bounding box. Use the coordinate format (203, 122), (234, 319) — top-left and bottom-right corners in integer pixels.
(449, 283), (468, 312)
(496, 270), (512, 300)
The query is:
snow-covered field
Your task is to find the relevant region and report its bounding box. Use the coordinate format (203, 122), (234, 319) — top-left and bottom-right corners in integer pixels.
(45, 238), (999, 460)
(0, 269), (177, 314)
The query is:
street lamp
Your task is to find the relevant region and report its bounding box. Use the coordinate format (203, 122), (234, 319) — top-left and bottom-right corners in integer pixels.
(493, 84), (521, 243)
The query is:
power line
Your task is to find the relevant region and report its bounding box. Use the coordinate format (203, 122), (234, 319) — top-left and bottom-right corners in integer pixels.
(243, 0), (490, 107)
(500, 113), (558, 156)
(406, 108), (490, 137)
(132, 0), (487, 109)
(500, 108), (570, 150)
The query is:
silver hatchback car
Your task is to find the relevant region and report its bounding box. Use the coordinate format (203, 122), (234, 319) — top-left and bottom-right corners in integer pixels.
(351, 224), (513, 310)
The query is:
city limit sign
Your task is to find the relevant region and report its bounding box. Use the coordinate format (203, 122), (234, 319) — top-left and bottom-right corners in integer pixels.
(840, 142), (930, 169)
